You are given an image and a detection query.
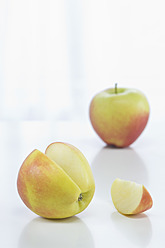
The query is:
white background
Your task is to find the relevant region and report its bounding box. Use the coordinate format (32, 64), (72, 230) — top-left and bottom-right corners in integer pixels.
(1, 1), (165, 247)
(0, 0), (165, 121)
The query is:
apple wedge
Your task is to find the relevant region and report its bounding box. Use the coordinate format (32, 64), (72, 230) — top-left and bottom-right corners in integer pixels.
(111, 178), (153, 215)
(17, 142), (95, 219)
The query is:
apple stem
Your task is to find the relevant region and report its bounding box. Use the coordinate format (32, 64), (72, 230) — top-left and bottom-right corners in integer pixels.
(115, 83), (118, 94)
(78, 193), (83, 201)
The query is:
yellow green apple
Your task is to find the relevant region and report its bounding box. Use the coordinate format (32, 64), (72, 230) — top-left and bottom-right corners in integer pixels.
(89, 85), (150, 147)
(111, 178), (153, 215)
(17, 142), (95, 219)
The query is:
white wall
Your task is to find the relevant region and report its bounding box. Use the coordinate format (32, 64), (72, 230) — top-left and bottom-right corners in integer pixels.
(0, 0), (165, 121)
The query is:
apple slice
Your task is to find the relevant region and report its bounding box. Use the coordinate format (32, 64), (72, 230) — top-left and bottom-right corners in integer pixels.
(111, 178), (153, 215)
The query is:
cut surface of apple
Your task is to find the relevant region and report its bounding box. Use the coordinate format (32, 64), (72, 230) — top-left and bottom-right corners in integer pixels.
(45, 142), (94, 192)
(111, 178), (153, 215)
(17, 142), (95, 219)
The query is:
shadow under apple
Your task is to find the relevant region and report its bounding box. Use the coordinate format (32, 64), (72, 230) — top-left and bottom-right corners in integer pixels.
(18, 216), (94, 248)
(111, 212), (152, 246)
(92, 146), (148, 202)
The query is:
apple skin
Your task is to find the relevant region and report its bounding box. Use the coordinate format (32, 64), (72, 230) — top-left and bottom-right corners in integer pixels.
(89, 87), (150, 147)
(132, 185), (153, 215)
(17, 143), (95, 219)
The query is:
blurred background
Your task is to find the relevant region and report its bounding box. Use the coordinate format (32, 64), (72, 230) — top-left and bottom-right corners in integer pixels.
(0, 0), (165, 122)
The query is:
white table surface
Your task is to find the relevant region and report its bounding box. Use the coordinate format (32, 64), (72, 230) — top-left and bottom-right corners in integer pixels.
(1, 118), (165, 247)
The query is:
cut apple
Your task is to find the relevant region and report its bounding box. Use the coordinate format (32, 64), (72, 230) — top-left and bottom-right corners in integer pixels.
(111, 178), (153, 215)
(17, 142), (95, 219)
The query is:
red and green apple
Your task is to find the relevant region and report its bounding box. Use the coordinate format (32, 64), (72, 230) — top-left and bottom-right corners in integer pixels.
(89, 85), (150, 147)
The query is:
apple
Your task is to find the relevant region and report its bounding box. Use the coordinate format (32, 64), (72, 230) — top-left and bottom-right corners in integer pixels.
(89, 84), (150, 147)
(17, 142), (95, 219)
(111, 178), (153, 215)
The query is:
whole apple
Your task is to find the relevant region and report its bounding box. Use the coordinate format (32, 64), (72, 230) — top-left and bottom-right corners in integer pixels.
(17, 142), (95, 219)
(89, 85), (150, 147)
